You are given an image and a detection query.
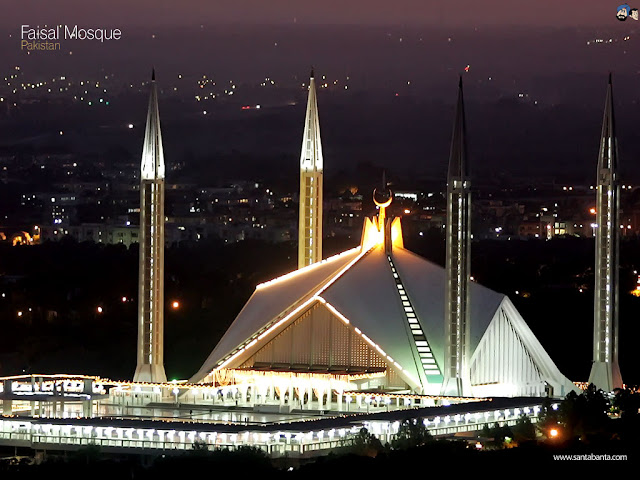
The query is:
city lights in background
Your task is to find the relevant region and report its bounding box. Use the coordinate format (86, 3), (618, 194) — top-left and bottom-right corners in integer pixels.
(171, 301), (180, 309)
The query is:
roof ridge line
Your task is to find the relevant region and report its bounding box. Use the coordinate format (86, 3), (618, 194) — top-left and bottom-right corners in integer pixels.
(257, 247), (361, 290)
(196, 246), (375, 380)
(316, 296), (421, 389)
(257, 246), (372, 339)
(314, 245), (375, 297)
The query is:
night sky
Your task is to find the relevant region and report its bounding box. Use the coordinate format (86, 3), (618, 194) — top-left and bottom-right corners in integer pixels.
(1, 0), (638, 178)
(2, 1), (621, 27)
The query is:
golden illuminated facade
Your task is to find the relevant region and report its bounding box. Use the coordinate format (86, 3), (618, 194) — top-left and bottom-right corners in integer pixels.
(589, 75), (623, 391)
(298, 69), (323, 269)
(134, 70), (167, 383)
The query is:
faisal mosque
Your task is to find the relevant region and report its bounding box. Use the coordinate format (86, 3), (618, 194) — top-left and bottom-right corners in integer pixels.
(0, 70), (625, 456)
(188, 74), (580, 402)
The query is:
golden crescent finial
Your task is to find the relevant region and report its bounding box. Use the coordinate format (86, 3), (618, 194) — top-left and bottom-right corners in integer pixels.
(373, 188), (393, 208)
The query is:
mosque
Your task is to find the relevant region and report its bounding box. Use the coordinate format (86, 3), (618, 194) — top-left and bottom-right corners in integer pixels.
(186, 75), (581, 405)
(0, 70), (624, 457)
(126, 67), (624, 409)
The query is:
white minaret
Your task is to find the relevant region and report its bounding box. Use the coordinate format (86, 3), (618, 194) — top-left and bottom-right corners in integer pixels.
(134, 69), (167, 383)
(442, 77), (472, 397)
(589, 74), (623, 391)
(298, 68), (323, 269)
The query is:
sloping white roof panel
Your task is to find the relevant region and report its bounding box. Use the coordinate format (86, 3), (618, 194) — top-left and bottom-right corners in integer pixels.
(190, 248), (361, 383)
(321, 246), (424, 387)
(391, 247), (504, 367)
(494, 297), (578, 396)
(191, 235), (574, 396)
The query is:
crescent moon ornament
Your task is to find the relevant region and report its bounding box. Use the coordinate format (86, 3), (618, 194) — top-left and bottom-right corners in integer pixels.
(373, 188), (393, 208)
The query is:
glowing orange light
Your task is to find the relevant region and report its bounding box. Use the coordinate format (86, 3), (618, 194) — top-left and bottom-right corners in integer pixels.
(373, 189), (392, 209)
(589, 208), (596, 214)
(121, 296), (127, 302)
(389, 217), (404, 248)
(172, 301), (180, 309)
(97, 306), (103, 314)
(630, 275), (640, 297)
(549, 428), (559, 438)
(256, 248), (360, 290)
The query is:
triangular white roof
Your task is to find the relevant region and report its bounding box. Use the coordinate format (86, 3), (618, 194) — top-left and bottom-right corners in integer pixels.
(190, 248), (361, 383)
(191, 238), (576, 396)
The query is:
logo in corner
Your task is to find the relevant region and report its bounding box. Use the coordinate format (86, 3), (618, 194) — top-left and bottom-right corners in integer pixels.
(617, 4), (631, 20)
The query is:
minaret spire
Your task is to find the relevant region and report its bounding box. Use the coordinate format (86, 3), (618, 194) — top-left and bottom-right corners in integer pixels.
(589, 74), (622, 391)
(448, 76), (468, 179)
(298, 68), (324, 269)
(140, 69), (164, 181)
(134, 69), (167, 383)
(442, 77), (472, 396)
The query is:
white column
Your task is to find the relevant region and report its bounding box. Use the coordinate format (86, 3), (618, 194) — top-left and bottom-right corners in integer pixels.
(288, 382), (294, 407)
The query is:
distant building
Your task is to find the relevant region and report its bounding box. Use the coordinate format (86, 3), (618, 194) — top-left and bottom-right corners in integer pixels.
(40, 223), (140, 246)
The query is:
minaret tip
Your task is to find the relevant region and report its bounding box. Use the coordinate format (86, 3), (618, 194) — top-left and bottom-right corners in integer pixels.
(310, 66), (315, 79)
(448, 76), (468, 180)
(608, 72), (612, 85)
(141, 67), (165, 180)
